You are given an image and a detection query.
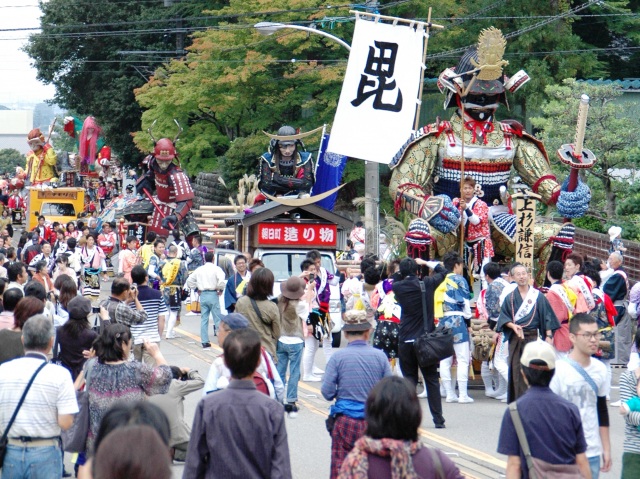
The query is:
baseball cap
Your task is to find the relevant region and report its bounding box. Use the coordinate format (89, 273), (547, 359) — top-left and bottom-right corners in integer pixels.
(520, 340), (556, 370)
(220, 313), (249, 330)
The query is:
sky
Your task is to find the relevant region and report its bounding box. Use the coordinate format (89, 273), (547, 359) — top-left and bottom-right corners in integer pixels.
(0, 1), (56, 108)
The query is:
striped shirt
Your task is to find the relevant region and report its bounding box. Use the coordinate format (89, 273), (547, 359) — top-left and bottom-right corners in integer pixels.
(0, 355), (78, 438)
(321, 340), (391, 417)
(621, 370), (640, 454)
(130, 285), (168, 344)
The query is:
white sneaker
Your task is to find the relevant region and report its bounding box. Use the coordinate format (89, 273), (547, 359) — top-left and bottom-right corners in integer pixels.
(458, 395), (474, 404)
(501, 398), (507, 403)
(610, 400), (621, 407)
(485, 389), (498, 398)
(445, 394), (458, 403)
(312, 367), (324, 375)
(303, 375), (322, 382)
(165, 333), (176, 340)
(186, 312), (198, 316)
(417, 389), (428, 398)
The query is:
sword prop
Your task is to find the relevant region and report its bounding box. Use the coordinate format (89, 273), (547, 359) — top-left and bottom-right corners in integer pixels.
(142, 188), (166, 219)
(556, 94), (596, 192)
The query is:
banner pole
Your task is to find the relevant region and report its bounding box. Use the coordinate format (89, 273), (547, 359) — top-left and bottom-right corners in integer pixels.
(413, 7), (433, 130)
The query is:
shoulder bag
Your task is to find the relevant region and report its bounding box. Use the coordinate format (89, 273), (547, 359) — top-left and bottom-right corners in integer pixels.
(0, 361), (48, 466)
(250, 298), (271, 326)
(508, 402), (584, 479)
(414, 281), (454, 368)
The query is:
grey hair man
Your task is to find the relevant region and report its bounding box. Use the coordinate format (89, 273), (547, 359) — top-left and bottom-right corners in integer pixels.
(0, 315), (78, 477)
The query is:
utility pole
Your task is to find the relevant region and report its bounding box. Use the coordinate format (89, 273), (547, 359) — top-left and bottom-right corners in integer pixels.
(363, 0), (380, 258)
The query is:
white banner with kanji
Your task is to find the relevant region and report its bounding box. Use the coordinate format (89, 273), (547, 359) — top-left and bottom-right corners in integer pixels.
(328, 19), (424, 164)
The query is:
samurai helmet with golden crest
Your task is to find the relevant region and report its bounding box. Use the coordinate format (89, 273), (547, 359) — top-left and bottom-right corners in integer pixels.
(438, 27), (530, 115)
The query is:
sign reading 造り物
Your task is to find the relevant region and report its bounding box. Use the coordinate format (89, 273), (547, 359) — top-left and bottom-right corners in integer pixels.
(256, 223), (337, 248)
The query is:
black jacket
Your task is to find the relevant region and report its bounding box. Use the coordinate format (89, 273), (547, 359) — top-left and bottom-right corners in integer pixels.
(392, 265), (446, 342)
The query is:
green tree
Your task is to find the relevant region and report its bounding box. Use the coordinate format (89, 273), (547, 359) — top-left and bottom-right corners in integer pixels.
(25, 0), (217, 164)
(134, 0), (355, 187)
(531, 79), (640, 222)
(0, 149), (25, 176)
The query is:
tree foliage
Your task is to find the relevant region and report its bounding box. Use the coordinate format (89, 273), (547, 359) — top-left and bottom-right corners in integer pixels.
(0, 149), (25, 176)
(531, 79), (640, 225)
(134, 0), (353, 186)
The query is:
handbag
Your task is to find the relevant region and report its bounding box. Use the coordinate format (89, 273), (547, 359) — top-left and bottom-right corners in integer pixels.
(414, 281), (454, 368)
(0, 362), (48, 466)
(61, 361), (94, 453)
(508, 402), (584, 479)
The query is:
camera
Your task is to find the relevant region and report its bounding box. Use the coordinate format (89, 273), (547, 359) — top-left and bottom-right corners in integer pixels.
(308, 273), (315, 281)
(92, 306), (101, 314)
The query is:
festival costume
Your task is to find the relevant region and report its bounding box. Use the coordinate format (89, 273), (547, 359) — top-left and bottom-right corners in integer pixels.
(497, 287), (560, 402)
(161, 256), (187, 339)
(81, 245), (106, 298)
(545, 282), (577, 354)
(435, 273), (473, 402)
(97, 230), (117, 274)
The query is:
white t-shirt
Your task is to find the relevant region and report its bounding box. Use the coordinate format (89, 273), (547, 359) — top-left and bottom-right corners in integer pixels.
(0, 356), (78, 438)
(550, 357), (610, 457)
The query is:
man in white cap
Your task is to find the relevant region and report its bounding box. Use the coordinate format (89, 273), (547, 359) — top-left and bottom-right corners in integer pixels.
(497, 339), (591, 479)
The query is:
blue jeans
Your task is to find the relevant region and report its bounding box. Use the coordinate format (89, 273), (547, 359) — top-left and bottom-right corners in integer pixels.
(588, 455), (601, 479)
(276, 341), (304, 403)
(200, 291), (221, 345)
(2, 444), (62, 479)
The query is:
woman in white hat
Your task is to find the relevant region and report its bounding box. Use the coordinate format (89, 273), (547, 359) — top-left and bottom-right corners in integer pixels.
(608, 226), (626, 255)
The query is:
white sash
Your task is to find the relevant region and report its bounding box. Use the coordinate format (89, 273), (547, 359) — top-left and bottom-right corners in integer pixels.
(550, 283), (574, 315)
(514, 287), (539, 324)
(569, 275), (595, 310)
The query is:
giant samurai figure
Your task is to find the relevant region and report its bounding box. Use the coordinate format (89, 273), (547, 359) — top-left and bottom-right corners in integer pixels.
(389, 28), (589, 283)
(258, 126), (315, 198)
(136, 121), (198, 242)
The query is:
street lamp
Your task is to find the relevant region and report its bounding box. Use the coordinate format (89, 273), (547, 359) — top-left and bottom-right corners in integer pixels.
(254, 21), (380, 257)
(254, 22), (351, 51)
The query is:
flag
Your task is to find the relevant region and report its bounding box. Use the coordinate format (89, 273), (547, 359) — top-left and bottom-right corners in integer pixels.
(312, 133), (347, 211)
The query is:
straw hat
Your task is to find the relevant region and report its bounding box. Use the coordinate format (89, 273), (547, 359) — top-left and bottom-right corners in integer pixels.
(608, 226), (622, 241)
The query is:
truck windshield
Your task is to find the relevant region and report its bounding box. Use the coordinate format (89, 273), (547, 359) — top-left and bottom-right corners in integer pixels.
(40, 203), (76, 217)
(260, 252), (335, 282)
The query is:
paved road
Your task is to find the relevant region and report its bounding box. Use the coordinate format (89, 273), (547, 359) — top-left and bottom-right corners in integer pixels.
(70, 275), (628, 478)
(161, 309), (629, 479)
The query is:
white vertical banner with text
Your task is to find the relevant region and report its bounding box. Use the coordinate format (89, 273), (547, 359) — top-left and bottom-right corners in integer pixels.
(328, 19), (424, 164)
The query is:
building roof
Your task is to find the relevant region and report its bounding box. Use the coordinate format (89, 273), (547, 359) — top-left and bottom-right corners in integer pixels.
(581, 78), (640, 91)
(225, 201), (353, 230)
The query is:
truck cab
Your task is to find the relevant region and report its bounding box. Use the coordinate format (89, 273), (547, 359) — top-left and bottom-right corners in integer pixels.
(26, 187), (85, 231)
